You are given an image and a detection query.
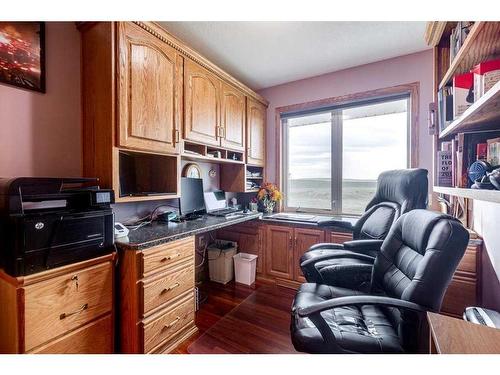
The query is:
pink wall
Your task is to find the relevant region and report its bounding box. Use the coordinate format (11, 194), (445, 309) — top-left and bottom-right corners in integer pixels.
(258, 50), (434, 186)
(0, 22), (81, 178)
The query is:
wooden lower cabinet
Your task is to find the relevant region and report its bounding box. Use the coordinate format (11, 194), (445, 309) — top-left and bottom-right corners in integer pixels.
(0, 254), (115, 354)
(293, 228), (325, 282)
(217, 222), (351, 286)
(266, 225), (294, 280)
(440, 240), (482, 317)
(265, 225), (329, 283)
(118, 236), (197, 353)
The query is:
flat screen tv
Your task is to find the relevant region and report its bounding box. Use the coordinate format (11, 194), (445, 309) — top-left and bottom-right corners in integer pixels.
(119, 151), (176, 197)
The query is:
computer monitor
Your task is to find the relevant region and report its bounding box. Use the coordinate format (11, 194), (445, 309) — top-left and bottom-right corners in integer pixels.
(179, 177), (206, 218)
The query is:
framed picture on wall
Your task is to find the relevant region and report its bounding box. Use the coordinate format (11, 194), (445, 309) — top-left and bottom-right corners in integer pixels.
(0, 22), (45, 93)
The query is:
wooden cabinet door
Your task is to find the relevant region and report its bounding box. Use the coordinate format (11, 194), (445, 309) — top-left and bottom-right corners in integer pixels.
(330, 231), (353, 244)
(184, 59), (221, 146)
(246, 98), (266, 166)
(118, 22), (181, 154)
(220, 82), (245, 151)
(265, 225), (293, 279)
(294, 228), (325, 282)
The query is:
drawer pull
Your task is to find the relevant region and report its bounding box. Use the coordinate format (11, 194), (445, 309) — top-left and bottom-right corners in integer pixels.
(163, 316), (180, 330)
(161, 283), (180, 294)
(160, 253), (180, 262)
(59, 303), (88, 320)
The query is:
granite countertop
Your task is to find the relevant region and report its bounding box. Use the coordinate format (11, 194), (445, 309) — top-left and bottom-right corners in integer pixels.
(116, 211), (358, 251)
(259, 212), (358, 231)
(116, 212), (262, 250)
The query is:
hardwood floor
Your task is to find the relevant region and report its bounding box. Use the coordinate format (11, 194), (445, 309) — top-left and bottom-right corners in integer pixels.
(172, 280), (298, 354)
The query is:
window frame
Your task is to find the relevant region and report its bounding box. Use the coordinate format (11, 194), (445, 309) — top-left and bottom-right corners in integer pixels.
(275, 83), (419, 216)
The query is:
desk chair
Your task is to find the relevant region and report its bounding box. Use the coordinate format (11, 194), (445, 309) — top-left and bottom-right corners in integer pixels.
(291, 210), (469, 353)
(300, 169), (428, 288)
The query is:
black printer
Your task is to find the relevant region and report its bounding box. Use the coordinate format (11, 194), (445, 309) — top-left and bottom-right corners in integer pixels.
(0, 177), (115, 276)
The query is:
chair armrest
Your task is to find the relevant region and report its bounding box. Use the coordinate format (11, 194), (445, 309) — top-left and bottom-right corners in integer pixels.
(343, 239), (384, 253)
(300, 251), (375, 269)
(298, 295), (430, 317)
(308, 242), (344, 252)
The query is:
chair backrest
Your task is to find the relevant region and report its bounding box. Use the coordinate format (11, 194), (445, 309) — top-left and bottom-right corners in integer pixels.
(371, 209), (469, 311)
(352, 169), (428, 241)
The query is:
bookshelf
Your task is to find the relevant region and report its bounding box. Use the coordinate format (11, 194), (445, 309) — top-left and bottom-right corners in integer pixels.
(434, 186), (500, 204)
(427, 21), (500, 201)
(439, 81), (500, 139)
(436, 22), (500, 89)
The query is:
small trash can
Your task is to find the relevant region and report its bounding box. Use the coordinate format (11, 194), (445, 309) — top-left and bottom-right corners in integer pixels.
(233, 252), (258, 286)
(207, 240), (237, 284)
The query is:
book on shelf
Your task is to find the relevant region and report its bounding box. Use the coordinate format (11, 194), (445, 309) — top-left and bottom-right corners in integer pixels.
(437, 143), (453, 187)
(487, 137), (500, 166)
(449, 21), (473, 65)
(453, 72), (474, 119)
(472, 59), (500, 102)
(438, 86), (453, 132)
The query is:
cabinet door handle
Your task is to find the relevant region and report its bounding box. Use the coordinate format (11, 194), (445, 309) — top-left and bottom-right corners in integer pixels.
(162, 316), (180, 330)
(174, 129), (180, 144)
(161, 253), (180, 262)
(216, 126), (221, 138)
(60, 303), (88, 320)
(220, 126), (225, 139)
(161, 283), (180, 294)
(295, 237), (298, 247)
(247, 147), (251, 157)
(289, 236), (293, 248)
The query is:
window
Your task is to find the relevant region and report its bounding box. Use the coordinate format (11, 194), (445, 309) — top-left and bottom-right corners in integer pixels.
(282, 96), (410, 215)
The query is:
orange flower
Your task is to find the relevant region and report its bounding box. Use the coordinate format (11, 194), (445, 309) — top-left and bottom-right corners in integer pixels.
(256, 182), (282, 202)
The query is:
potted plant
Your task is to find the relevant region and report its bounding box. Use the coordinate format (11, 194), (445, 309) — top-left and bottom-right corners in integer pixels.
(257, 183), (282, 213)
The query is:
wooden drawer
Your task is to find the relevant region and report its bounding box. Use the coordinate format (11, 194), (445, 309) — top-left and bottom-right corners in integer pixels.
(441, 277), (478, 317)
(23, 261), (113, 351)
(141, 261), (194, 316)
(29, 314), (113, 354)
(142, 291), (195, 352)
(456, 247), (477, 275)
(141, 237), (194, 278)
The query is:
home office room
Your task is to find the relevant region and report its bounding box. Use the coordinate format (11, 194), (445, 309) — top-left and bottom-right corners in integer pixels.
(0, 1), (499, 373)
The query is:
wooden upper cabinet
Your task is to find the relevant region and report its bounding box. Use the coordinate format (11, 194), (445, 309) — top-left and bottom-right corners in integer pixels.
(184, 59), (221, 146)
(220, 82), (246, 151)
(117, 22), (182, 154)
(246, 98), (266, 166)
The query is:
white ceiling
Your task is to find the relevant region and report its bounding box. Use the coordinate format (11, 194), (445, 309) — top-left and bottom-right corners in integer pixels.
(159, 22), (430, 90)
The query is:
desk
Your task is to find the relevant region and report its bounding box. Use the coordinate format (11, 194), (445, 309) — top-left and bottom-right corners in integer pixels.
(114, 212), (357, 353)
(116, 212), (262, 250)
(428, 312), (500, 353)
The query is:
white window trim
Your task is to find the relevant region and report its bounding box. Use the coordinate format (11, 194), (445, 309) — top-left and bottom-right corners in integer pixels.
(281, 97), (411, 216)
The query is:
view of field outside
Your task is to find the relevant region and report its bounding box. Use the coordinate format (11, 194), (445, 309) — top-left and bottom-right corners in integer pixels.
(286, 100), (408, 215)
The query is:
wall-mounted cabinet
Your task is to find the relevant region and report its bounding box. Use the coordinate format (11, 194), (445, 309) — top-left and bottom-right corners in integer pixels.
(184, 60), (221, 147)
(220, 82), (246, 151)
(80, 21), (268, 202)
(118, 22), (182, 155)
(184, 61), (247, 152)
(246, 98), (266, 166)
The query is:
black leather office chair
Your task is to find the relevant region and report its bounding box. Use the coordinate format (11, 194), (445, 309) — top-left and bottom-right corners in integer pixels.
(291, 210), (469, 353)
(300, 169), (428, 287)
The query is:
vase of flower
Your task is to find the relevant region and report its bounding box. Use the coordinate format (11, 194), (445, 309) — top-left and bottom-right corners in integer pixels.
(257, 183), (282, 214)
(249, 197), (259, 212)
